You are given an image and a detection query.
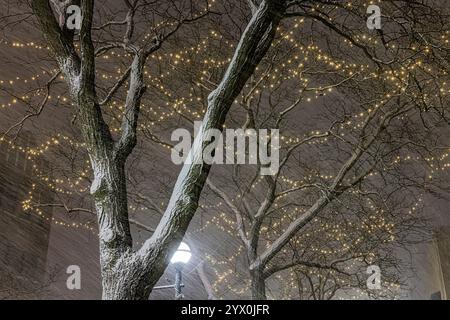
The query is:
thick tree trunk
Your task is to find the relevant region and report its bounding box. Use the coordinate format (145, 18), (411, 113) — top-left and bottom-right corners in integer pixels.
(102, 266), (145, 300)
(100, 257), (153, 300)
(89, 147), (164, 300)
(89, 158), (136, 299)
(250, 269), (267, 300)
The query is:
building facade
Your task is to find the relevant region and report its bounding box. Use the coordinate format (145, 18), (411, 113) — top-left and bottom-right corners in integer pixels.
(0, 133), (53, 298)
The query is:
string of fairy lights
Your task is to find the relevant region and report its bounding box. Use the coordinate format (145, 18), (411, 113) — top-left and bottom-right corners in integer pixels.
(200, 197), (423, 299)
(1, 0), (450, 298)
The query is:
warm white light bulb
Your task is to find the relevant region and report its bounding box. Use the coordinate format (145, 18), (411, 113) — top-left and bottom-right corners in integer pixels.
(170, 242), (192, 264)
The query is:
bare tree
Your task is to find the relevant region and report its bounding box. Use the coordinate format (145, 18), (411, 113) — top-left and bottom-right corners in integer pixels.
(17, 0), (290, 299)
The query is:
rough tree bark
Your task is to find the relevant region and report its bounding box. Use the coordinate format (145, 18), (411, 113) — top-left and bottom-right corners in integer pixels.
(250, 268), (267, 300)
(31, 0), (288, 299)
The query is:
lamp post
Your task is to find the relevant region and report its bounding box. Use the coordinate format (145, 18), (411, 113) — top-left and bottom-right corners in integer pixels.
(153, 242), (192, 299)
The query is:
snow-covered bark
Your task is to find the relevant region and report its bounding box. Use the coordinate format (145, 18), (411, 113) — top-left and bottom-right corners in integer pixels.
(32, 0), (288, 299)
(134, 0), (288, 298)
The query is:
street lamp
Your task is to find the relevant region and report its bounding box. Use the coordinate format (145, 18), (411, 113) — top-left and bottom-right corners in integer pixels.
(170, 242), (192, 264)
(153, 242), (192, 299)
(171, 242), (191, 299)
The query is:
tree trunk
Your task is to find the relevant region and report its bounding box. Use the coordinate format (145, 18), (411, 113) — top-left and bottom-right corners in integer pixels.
(101, 259), (152, 300)
(250, 269), (267, 300)
(89, 156), (139, 299)
(90, 152), (164, 300)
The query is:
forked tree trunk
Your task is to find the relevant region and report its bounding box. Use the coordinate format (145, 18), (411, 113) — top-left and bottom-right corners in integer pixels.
(89, 152), (157, 300)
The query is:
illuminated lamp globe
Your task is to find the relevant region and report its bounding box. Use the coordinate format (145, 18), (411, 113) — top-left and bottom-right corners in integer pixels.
(170, 242), (192, 264)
